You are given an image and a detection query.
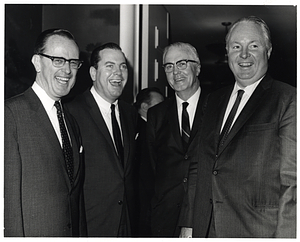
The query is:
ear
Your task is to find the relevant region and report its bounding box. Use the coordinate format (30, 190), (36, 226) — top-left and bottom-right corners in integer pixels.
(196, 63), (201, 76)
(267, 47), (272, 59)
(31, 54), (41, 73)
(141, 102), (149, 111)
(89, 66), (97, 82)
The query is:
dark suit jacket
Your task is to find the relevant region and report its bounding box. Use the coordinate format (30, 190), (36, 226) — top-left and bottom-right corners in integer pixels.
(135, 116), (155, 236)
(4, 88), (86, 237)
(147, 92), (205, 237)
(190, 75), (296, 238)
(66, 90), (138, 237)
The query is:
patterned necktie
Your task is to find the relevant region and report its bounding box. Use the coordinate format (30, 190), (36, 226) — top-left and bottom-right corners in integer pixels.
(182, 102), (190, 151)
(111, 104), (124, 167)
(218, 90), (245, 153)
(54, 101), (74, 186)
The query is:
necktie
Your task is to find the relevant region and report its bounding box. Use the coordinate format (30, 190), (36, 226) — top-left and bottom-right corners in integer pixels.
(54, 101), (74, 186)
(111, 104), (124, 167)
(218, 90), (245, 152)
(182, 102), (190, 151)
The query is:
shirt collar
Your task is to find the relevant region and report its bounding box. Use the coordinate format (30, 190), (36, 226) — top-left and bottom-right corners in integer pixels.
(32, 81), (57, 112)
(233, 76), (264, 97)
(176, 87), (201, 109)
(90, 86), (119, 113)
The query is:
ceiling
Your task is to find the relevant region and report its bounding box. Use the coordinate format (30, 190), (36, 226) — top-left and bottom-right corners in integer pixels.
(162, 5), (297, 86)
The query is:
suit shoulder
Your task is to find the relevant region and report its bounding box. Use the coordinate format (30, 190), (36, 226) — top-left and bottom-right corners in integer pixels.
(148, 98), (173, 114)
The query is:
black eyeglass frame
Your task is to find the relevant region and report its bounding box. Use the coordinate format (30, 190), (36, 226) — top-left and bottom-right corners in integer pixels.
(162, 59), (199, 73)
(37, 53), (83, 69)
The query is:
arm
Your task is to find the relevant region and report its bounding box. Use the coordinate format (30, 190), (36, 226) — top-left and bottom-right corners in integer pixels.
(4, 105), (24, 236)
(275, 93), (296, 238)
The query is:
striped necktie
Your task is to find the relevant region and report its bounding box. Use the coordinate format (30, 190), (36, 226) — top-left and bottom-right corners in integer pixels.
(182, 102), (190, 151)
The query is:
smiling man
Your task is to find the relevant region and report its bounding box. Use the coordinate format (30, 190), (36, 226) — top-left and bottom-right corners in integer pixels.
(5, 29), (86, 237)
(182, 16), (296, 238)
(66, 43), (138, 237)
(147, 42), (207, 237)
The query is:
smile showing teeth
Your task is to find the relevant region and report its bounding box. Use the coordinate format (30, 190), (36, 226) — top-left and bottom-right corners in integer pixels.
(109, 80), (122, 86)
(56, 76), (70, 84)
(239, 62), (252, 67)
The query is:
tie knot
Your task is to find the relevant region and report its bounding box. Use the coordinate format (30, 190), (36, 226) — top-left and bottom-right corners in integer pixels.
(237, 89), (245, 98)
(54, 101), (62, 113)
(111, 104), (116, 112)
(182, 102), (189, 110)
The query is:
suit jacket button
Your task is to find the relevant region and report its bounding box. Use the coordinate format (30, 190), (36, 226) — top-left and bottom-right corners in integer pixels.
(118, 200), (123, 205)
(67, 223), (71, 229)
(209, 199), (213, 204)
(183, 178), (188, 183)
(213, 170), (218, 175)
(184, 155), (189, 160)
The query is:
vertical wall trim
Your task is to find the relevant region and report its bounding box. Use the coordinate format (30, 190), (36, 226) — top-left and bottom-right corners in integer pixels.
(141, 5), (149, 90)
(119, 4), (139, 101)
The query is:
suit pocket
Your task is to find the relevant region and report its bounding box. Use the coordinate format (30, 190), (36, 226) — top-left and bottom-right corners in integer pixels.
(244, 122), (276, 132)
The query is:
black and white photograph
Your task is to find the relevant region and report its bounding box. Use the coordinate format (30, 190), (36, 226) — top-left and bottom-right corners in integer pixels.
(3, 2), (297, 238)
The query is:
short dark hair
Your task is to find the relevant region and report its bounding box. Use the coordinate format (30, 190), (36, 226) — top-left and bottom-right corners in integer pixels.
(33, 28), (77, 54)
(90, 42), (124, 69)
(134, 87), (163, 110)
(225, 16), (272, 51)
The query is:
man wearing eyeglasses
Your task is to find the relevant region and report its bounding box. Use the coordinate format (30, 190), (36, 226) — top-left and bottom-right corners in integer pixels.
(147, 42), (206, 237)
(4, 29), (86, 237)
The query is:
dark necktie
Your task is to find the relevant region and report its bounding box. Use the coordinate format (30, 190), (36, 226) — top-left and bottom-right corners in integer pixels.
(111, 104), (124, 167)
(182, 102), (191, 151)
(218, 90), (245, 152)
(54, 101), (74, 186)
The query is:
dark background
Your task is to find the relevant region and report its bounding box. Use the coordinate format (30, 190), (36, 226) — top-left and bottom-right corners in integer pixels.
(5, 4), (296, 103)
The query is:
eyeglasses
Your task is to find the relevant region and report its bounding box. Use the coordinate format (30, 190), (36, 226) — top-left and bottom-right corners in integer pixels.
(38, 53), (83, 69)
(163, 59), (199, 73)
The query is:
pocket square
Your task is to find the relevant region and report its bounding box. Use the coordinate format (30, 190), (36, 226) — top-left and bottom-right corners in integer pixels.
(79, 145), (83, 153)
(135, 133), (139, 140)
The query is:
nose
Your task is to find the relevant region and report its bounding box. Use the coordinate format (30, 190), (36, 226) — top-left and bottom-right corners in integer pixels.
(113, 66), (122, 75)
(62, 61), (72, 73)
(240, 47), (250, 59)
(173, 65), (180, 74)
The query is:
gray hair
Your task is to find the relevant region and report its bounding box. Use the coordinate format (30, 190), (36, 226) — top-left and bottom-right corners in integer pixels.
(225, 16), (272, 51)
(163, 42), (201, 64)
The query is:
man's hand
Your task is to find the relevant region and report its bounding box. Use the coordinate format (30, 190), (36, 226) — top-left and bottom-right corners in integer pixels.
(179, 227), (193, 238)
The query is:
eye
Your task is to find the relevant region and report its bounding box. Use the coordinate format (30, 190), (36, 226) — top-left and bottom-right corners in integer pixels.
(120, 64), (127, 70)
(106, 64), (114, 69)
(70, 60), (80, 68)
(53, 58), (65, 66)
(249, 44), (259, 49)
(164, 64), (173, 71)
(177, 61), (187, 68)
(232, 45), (240, 50)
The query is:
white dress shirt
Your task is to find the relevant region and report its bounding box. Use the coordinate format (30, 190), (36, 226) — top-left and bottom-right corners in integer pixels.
(32, 81), (67, 147)
(176, 87), (201, 134)
(220, 77), (263, 133)
(90, 86), (123, 148)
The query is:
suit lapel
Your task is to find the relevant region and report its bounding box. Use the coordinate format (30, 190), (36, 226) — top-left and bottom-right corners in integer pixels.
(218, 76), (272, 155)
(168, 99), (183, 150)
(85, 91), (124, 173)
(26, 89), (71, 188)
(119, 102), (130, 170)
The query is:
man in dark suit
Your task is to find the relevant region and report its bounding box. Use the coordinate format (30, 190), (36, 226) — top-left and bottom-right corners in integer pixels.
(133, 87), (164, 236)
(182, 16), (296, 238)
(147, 42), (206, 237)
(4, 29), (86, 236)
(66, 43), (138, 237)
